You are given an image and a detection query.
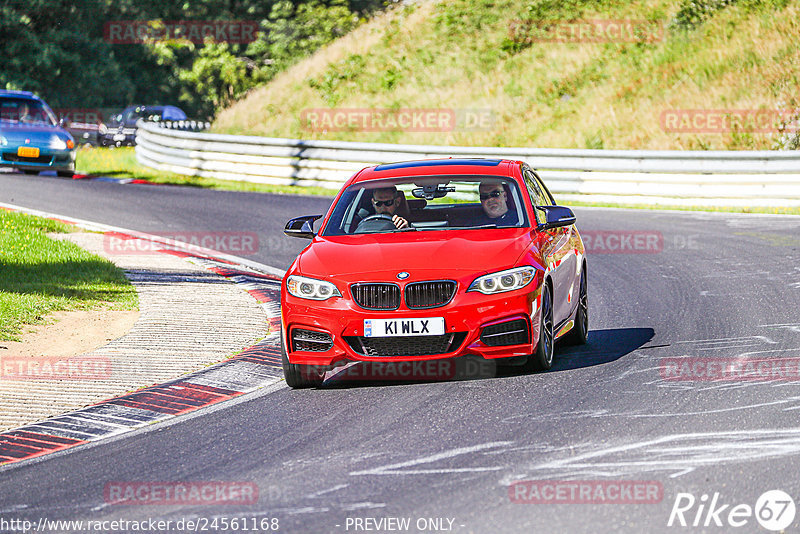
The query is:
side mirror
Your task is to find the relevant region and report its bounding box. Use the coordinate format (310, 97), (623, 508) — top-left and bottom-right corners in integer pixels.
(285, 215), (322, 239)
(536, 205), (576, 231)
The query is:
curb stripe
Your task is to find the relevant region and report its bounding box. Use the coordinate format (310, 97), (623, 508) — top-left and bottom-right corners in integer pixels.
(0, 218), (286, 468)
(0, 431), (87, 462)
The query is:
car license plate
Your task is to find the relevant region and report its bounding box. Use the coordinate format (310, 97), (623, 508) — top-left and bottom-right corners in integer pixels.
(364, 317), (445, 337)
(17, 146), (39, 158)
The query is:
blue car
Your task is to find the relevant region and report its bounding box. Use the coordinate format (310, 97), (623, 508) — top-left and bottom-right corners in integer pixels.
(0, 90), (76, 177)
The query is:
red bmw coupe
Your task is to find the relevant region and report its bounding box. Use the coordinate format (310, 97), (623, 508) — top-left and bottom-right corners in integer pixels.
(281, 159), (587, 387)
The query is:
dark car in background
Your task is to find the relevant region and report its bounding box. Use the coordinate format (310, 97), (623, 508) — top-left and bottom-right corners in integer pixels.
(65, 121), (102, 147)
(0, 90), (76, 176)
(63, 114), (107, 147)
(100, 104), (187, 147)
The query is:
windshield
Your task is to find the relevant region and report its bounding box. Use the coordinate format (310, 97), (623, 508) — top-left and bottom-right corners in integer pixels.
(322, 175), (529, 236)
(0, 98), (57, 126)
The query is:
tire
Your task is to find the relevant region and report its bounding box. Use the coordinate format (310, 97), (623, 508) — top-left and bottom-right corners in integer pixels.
(21, 170), (39, 175)
(562, 265), (588, 346)
(526, 283), (554, 371)
(57, 170), (74, 178)
(281, 336), (324, 388)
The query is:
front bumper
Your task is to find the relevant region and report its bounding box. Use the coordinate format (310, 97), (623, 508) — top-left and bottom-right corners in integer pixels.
(282, 281), (543, 366)
(0, 145), (76, 172)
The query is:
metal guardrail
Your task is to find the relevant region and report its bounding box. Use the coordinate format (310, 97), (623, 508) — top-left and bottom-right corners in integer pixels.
(156, 120), (212, 132)
(135, 121), (800, 207)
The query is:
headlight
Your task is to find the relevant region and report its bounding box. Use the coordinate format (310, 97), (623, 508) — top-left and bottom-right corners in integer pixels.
(286, 275), (341, 300)
(50, 137), (67, 150)
(467, 266), (536, 295)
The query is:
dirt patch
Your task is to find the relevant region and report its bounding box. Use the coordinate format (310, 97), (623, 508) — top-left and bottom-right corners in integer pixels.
(0, 308), (139, 359)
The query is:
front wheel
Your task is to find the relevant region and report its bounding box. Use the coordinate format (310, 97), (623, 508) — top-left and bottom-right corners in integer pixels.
(281, 337), (324, 388)
(526, 284), (554, 371)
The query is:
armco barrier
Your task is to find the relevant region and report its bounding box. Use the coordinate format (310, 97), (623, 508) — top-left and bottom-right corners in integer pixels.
(135, 121), (800, 207)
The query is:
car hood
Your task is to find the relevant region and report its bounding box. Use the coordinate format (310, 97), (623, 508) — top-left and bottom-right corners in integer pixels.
(0, 121), (69, 142)
(297, 228), (536, 281)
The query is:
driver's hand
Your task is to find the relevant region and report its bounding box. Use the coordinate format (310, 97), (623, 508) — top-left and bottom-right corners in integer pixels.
(392, 215), (409, 229)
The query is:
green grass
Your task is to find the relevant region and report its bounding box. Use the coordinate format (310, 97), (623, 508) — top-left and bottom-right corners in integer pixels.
(0, 210), (138, 341)
(75, 147), (337, 197)
(213, 0), (800, 151)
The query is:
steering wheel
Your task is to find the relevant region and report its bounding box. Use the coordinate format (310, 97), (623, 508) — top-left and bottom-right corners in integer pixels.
(354, 214), (397, 233)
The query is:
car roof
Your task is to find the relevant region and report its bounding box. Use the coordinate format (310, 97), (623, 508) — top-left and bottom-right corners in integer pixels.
(0, 90), (40, 101)
(122, 104), (184, 112)
(351, 158), (521, 183)
(120, 104), (186, 120)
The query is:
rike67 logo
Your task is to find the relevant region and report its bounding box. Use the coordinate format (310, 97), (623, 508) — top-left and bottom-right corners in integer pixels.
(668, 490), (796, 531)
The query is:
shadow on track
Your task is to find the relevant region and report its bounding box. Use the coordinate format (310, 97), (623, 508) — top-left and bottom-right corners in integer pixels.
(550, 327), (655, 372)
(317, 327), (654, 388)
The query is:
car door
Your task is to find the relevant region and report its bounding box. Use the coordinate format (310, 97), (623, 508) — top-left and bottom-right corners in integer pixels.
(524, 168), (576, 326)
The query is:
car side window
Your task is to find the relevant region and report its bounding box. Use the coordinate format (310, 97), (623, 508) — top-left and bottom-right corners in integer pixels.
(523, 169), (548, 224)
(533, 172), (556, 205)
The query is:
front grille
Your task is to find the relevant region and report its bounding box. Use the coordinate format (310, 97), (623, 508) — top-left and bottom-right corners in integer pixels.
(480, 319), (529, 347)
(405, 280), (457, 309)
(351, 283), (400, 310)
(292, 328), (333, 352)
(344, 332), (467, 357)
(3, 152), (52, 164)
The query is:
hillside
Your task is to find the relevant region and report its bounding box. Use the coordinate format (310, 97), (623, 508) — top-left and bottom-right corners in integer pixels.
(213, 0), (799, 150)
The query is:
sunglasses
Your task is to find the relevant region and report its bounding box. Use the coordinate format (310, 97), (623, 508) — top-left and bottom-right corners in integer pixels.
(373, 199), (396, 207)
(480, 190), (504, 201)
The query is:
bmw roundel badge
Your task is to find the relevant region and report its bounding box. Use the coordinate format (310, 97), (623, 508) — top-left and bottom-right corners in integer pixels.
(397, 272), (410, 280)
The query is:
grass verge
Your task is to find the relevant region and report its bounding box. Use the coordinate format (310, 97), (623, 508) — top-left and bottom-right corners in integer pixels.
(0, 210), (138, 341)
(214, 0), (800, 151)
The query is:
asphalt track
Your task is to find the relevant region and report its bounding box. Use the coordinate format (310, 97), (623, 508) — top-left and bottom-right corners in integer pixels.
(2, 170), (800, 533)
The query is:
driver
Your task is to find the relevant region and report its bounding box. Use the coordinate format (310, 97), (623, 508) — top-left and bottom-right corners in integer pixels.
(371, 186), (410, 229)
(475, 181), (519, 226)
(17, 103), (34, 123)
